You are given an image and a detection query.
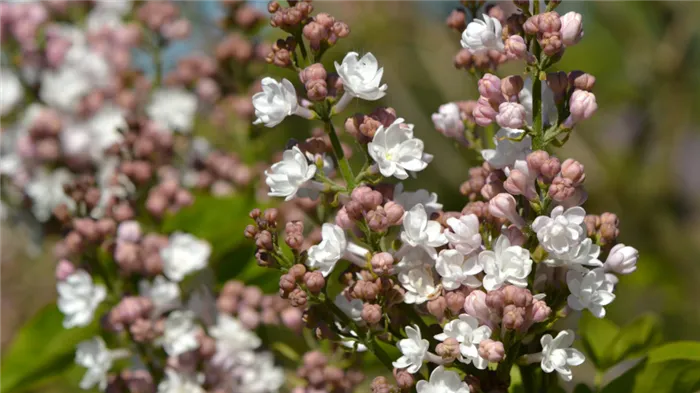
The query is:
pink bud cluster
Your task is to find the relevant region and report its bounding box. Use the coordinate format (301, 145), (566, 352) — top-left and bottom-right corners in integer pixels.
(292, 350), (364, 393)
(298, 63), (343, 102)
(344, 107), (398, 144)
(0, 2), (48, 50)
(302, 12), (350, 51)
(217, 280), (303, 332)
(460, 162), (506, 201)
(136, 1), (192, 41)
(584, 213), (621, 251)
(336, 186), (405, 233)
(473, 74), (527, 128)
(190, 150), (255, 196)
(145, 178), (194, 219)
(465, 286), (551, 333)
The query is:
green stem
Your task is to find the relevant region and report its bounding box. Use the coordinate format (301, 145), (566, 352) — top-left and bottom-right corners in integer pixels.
(324, 121), (356, 189)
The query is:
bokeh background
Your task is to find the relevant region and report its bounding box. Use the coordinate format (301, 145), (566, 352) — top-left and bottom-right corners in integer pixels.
(3, 1), (700, 391)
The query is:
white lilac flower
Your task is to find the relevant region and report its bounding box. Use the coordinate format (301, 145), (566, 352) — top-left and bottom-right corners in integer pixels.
(431, 103), (465, 139)
(436, 249), (482, 290)
(481, 128), (532, 170)
(307, 223), (347, 277)
(566, 268), (615, 318)
(368, 118), (429, 180)
(393, 324), (429, 374)
(532, 206), (602, 267)
(399, 264), (441, 304)
(461, 14), (505, 53)
(158, 369), (205, 393)
(139, 275), (181, 315)
(237, 352), (285, 393)
(161, 310), (200, 357)
(147, 87), (198, 133)
(434, 314), (492, 370)
(416, 365), (471, 393)
(395, 245), (434, 273)
(57, 270), (106, 328)
(252, 77), (311, 127)
(75, 337), (128, 390)
(335, 293), (364, 322)
(400, 204), (448, 259)
(161, 232), (211, 282)
(478, 235), (532, 291)
(445, 214), (482, 256)
(0, 70), (24, 116)
(393, 183), (443, 215)
(604, 243), (639, 275)
(26, 168), (76, 222)
(265, 146), (317, 201)
(334, 52), (387, 100)
(209, 314), (262, 369)
(86, 105), (127, 161)
(535, 330), (585, 382)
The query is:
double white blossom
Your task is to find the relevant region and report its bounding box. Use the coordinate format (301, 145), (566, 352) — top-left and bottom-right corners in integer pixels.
(431, 103), (465, 139)
(146, 87), (198, 133)
(393, 325), (429, 374)
(393, 183), (443, 215)
(0, 70), (24, 116)
(566, 268), (615, 318)
(335, 52), (387, 101)
(252, 77), (312, 127)
(445, 214), (482, 256)
(58, 270), (106, 328)
(481, 128), (532, 170)
(236, 352), (285, 393)
(417, 366), (471, 393)
(535, 330), (585, 381)
(400, 204), (447, 259)
(161, 310), (200, 357)
(368, 119), (429, 180)
(307, 223), (347, 277)
(533, 206), (602, 267)
(461, 15), (505, 53)
(161, 232), (211, 282)
(436, 249), (482, 290)
(26, 168), (76, 222)
(478, 235), (532, 291)
(435, 314), (492, 369)
(158, 369), (205, 393)
(265, 146), (317, 201)
(209, 314), (262, 369)
(399, 264), (441, 304)
(75, 337), (128, 390)
(139, 275), (181, 315)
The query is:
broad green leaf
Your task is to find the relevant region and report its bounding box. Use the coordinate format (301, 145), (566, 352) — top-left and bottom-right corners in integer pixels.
(647, 341), (700, 363)
(579, 312), (620, 370)
(1, 304), (99, 393)
(607, 314), (663, 368)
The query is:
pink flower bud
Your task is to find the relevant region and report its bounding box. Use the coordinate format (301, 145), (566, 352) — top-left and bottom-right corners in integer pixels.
(560, 158), (586, 186)
(489, 193), (526, 228)
(539, 157), (561, 182)
(371, 252), (394, 276)
(161, 19), (191, 40)
(299, 63), (327, 84)
(568, 70), (596, 91)
(496, 102), (527, 130)
(500, 75), (524, 99)
(526, 150), (550, 173)
(546, 71), (568, 102)
(393, 369), (415, 390)
(445, 290), (466, 314)
(464, 290), (494, 328)
(427, 296), (447, 319)
(436, 337), (461, 361)
(478, 74), (503, 103)
(195, 78), (220, 103)
(531, 299), (552, 322)
(501, 225), (526, 247)
(505, 35), (528, 60)
(504, 169), (536, 200)
(383, 201), (405, 225)
(478, 339), (505, 362)
(538, 12), (562, 33)
(303, 271), (325, 294)
(55, 259), (75, 281)
(366, 208), (389, 232)
(361, 303), (382, 325)
(117, 220), (142, 243)
(473, 97), (497, 127)
(281, 307), (303, 333)
(548, 176), (576, 202)
(335, 207), (355, 230)
(502, 304), (526, 330)
(566, 89), (597, 125)
(560, 12), (583, 46)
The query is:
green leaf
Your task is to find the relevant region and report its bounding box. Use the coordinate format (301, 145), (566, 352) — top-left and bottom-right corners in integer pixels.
(607, 314), (663, 368)
(1, 304), (99, 393)
(647, 341), (700, 363)
(579, 312), (620, 370)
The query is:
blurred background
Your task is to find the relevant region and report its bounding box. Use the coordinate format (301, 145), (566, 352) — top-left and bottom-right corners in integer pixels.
(3, 1), (700, 391)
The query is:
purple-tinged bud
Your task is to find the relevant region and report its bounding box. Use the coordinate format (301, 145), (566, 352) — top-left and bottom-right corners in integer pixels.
(480, 182), (504, 201)
(489, 193), (526, 228)
(604, 243), (639, 275)
(539, 31), (563, 57)
(539, 157), (561, 182)
(303, 271), (325, 294)
(523, 15), (540, 35)
(289, 288), (308, 308)
(568, 70), (595, 91)
(485, 289), (506, 310)
(114, 242), (141, 273)
(502, 285), (533, 307)
(478, 74), (503, 103)
(74, 218), (99, 242)
(446, 9), (467, 31)
(279, 274), (297, 294)
(560, 158), (586, 186)
(502, 304), (526, 330)
(371, 252), (394, 276)
(464, 290), (494, 328)
(478, 339), (505, 362)
(526, 150), (550, 174)
(371, 376), (393, 393)
(383, 201), (405, 225)
(361, 303), (382, 325)
(117, 220), (142, 243)
(505, 35), (528, 60)
(281, 307), (303, 333)
(239, 307), (260, 329)
(427, 296), (447, 319)
(366, 208), (389, 232)
(538, 12), (562, 33)
(305, 79), (328, 101)
(531, 299), (552, 322)
(566, 89), (597, 125)
(299, 63), (327, 84)
(548, 177), (576, 201)
(255, 230), (273, 250)
(500, 75), (524, 99)
(496, 102), (527, 129)
(393, 368), (415, 390)
(502, 225), (526, 247)
(161, 19), (192, 40)
(335, 207), (355, 230)
(445, 290), (466, 314)
(242, 286), (263, 307)
(198, 335), (216, 359)
(289, 264), (307, 281)
(547, 71), (568, 102)
(473, 97), (497, 127)
(362, 191), (384, 211)
(353, 281), (379, 301)
(560, 12), (583, 46)
(55, 259), (75, 281)
(504, 168), (537, 200)
(351, 186), (373, 205)
(436, 337), (461, 361)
